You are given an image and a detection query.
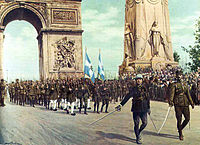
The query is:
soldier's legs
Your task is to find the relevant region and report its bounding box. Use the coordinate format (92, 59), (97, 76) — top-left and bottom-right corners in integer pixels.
(60, 99), (64, 109)
(175, 106), (183, 131)
(44, 96), (47, 107)
(16, 95), (19, 105)
(133, 112), (140, 140)
(71, 102), (76, 116)
(181, 107), (190, 130)
(29, 98), (32, 106)
(87, 99), (91, 109)
(101, 100), (105, 112)
(49, 100), (53, 110)
(79, 98), (83, 113)
(139, 112), (148, 134)
(94, 101), (96, 112)
(84, 99), (88, 114)
(97, 102), (100, 113)
(47, 100), (50, 109)
(96, 98), (100, 113)
(22, 95), (25, 106)
(1, 98), (5, 106)
(64, 99), (67, 110)
(105, 99), (109, 113)
(175, 106), (184, 140)
(9, 94), (12, 102)
(32, 97), (35, 107)
(76, 98), (80, 108)
(53, 100), (57, 111)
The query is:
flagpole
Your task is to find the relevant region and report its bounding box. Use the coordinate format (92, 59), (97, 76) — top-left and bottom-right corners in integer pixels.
(98, 48), (100, 80)
(84, 46), (87, 78)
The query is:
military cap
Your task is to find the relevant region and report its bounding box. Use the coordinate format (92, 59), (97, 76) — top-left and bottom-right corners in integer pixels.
(135, 74), (143, 79)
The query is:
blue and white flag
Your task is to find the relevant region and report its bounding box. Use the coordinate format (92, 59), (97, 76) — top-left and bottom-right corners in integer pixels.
(84, 52), (95, 83)
(98, 51), (105, 81)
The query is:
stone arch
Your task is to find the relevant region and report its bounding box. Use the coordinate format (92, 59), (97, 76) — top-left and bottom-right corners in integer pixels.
(0, 3), (47, 33)
(0, 0), (83, 80)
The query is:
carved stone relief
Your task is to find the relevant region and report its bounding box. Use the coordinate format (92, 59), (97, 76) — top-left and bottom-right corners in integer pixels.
(52, 37), (76, 70)
(51, 8), (78, 25)
(29, 2), (47, 18)
(147, 0), (160, 5)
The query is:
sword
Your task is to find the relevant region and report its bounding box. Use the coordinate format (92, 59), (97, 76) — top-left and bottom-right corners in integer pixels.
(88, 110), (117, 126)
(157, 107), (171, 134)
(149, 114), (158, 132)
(189, 121), (190, 130)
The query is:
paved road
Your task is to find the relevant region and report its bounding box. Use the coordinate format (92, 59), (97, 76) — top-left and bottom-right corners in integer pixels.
(0, 99), (200, 145)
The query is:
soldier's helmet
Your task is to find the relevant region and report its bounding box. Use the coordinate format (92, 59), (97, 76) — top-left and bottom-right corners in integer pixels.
(135, 74), (143, 80)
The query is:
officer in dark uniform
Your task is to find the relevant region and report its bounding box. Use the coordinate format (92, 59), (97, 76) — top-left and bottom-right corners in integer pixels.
(169, 70), (194, 141)
(116, 74), (150, 144)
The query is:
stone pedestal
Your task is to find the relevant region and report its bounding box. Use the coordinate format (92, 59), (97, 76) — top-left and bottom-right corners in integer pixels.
(119, 57), (178, 75)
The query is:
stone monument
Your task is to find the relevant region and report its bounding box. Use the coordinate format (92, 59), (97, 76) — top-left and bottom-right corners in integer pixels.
(119, 0), (178, 75)
(0, 0), (83, 79)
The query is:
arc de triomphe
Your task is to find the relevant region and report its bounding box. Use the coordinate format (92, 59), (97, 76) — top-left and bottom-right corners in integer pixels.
(0, 0), (83, 80)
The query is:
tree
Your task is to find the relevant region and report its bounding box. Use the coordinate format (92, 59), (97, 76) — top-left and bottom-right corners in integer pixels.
(173, 51), (180, 63)
(182, 17), (200, 72)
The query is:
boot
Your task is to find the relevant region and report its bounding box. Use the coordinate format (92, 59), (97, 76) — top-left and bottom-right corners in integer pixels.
(136, 134), (142, 144)
(71, 113), (76, 116)
(178, 130), (184, 141)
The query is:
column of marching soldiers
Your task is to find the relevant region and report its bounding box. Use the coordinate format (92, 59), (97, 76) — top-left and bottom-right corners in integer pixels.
(2, 69), (200, 116)
(7, 78), (129, 116)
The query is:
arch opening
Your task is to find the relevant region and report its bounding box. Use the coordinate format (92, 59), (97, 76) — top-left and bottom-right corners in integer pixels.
(3, 7), (43, 34)
(3, 20), (39, 82)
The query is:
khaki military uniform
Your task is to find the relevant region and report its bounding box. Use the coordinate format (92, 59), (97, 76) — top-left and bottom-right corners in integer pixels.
(169, 80), (194, 140)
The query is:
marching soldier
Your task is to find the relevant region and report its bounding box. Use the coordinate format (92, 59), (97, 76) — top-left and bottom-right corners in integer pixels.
(45, 81), (51, 109)
(0, 79), (6, 107)
(100, 81), (110, 113)
(79, 81), (90, 115)
(93, 84), (101, 114)
(40, 81), (46, 107)
(28, 82), (36, 107)
(169, 70), (194, 141)
(14, 79), (21, 105)
(8, 82), (15, 102)
(19, 82), (26, 106)
(115, 74), (150, 144)
(67, 86), (76, 116)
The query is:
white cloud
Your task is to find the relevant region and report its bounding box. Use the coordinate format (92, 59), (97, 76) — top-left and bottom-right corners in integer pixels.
(171, 11), (200, 33)
(83, 7), (124, 42)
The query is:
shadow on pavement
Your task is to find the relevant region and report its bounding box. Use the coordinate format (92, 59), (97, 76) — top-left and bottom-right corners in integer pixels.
(143, 130), (179, 139)
(96, 131), (136, 143)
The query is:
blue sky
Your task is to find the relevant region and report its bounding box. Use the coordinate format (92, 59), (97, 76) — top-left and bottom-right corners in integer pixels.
(2, 0), (200, 81)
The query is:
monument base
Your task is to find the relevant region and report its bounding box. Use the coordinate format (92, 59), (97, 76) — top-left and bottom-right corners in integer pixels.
(119, 58), (178, 75)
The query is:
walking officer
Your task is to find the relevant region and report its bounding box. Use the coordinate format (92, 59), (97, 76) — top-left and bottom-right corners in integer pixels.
(115, 74), (150, 144)
(169, 70), (194, 141)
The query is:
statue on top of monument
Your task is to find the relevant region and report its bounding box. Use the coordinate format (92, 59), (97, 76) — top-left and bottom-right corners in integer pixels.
(124, 23), (134, 60)
(149, 20), (172, 61)
(150, 20), (161, 57)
